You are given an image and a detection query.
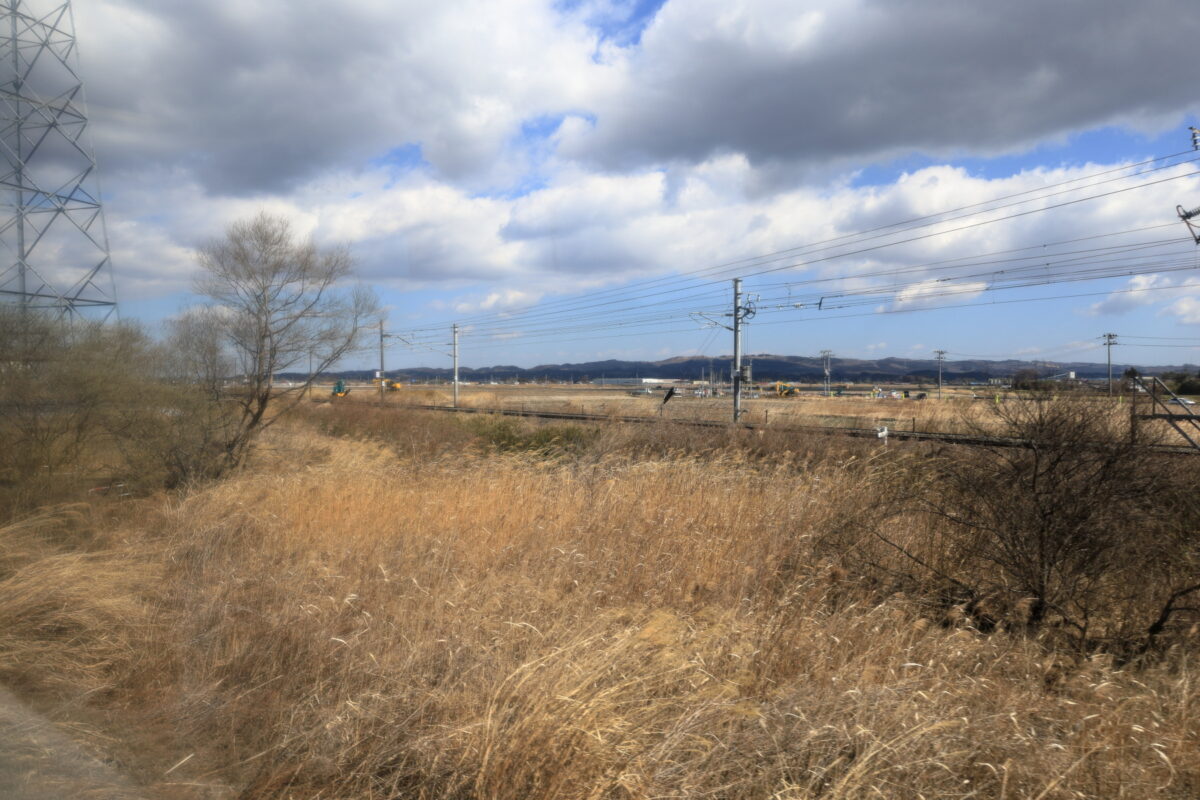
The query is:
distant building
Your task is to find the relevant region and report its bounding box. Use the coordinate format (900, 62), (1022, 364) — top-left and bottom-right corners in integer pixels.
(592, 377), (684, 386)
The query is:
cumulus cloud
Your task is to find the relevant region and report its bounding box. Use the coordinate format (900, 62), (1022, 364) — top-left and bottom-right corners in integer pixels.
(453, 289), (544, 314)
(76, 0), (607, 194)
(1089, 273), (1179, 315)
(17, 0), (1192, 316)
(1162, 288), (1200, 324)
(892, 279), (987, 310)
(563, 0), (1200, 173)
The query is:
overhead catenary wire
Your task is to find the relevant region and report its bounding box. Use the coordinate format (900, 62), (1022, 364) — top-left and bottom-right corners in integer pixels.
(391, 254), (1200, 353)
(377, 148), (1200, 365)
(391, 248), (1200, 354)
(398, 152), (1200, 336)
(446, 281), (1200, 353)
(409, 228), (1194, 343)
(427, 150), (1200, 327)
(430, 238), (1198, 342)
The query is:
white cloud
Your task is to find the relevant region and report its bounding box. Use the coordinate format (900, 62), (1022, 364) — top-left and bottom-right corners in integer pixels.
(14, 0), (1192, 320)
(1088, 274), (1178, 315)
(97, 151), (1200, 322)
(453, 289), (544, 314)
(1163, 295), (1200, 324)
(77, 0), (611, 194)
(562, 0), (1200, 173)
(892, 280), (987, 310)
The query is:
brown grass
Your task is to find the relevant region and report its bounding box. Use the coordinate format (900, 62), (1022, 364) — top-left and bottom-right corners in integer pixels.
(378, 384), (1169, 441)
(0, 409), (1196, 798)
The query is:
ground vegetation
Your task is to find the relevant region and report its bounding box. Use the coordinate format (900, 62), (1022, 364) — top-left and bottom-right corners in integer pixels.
(0, 397), (1197, 798)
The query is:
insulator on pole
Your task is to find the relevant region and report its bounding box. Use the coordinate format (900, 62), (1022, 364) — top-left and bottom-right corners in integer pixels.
(1178, 204), (1200, 244)
(1180, 203), (1200, 244)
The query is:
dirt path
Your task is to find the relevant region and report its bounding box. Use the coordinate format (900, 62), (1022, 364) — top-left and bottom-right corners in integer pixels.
(0, 687), (145, 800)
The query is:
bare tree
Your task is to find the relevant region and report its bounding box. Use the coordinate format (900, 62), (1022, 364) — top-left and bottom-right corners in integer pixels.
(187, 212), (378, 472)
(866, 394), (1200, 655)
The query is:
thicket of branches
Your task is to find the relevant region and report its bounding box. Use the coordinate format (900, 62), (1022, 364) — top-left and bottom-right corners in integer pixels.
(836, 395), (1200, 657)
(0, 310), (153, 514)
(0, 212), (377, 513)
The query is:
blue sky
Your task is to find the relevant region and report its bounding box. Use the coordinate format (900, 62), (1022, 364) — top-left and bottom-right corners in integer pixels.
(64, 0), (1200, 370)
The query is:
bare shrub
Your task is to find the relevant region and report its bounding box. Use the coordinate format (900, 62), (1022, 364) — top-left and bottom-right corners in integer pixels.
(0, 308), (164, 516)
(873, 394), (1200, 654)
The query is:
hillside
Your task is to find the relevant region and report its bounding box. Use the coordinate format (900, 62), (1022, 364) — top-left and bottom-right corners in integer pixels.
(310, 353), (1198, 383)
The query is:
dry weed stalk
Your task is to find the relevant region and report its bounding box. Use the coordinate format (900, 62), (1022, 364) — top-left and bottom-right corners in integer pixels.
(0, 411), (1195, 798)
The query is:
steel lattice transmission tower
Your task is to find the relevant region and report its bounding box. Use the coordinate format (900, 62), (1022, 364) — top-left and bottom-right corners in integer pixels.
(0, 0), (115, 318)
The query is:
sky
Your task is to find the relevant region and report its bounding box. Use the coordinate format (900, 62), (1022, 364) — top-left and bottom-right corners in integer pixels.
(46, 0), (1200, 368)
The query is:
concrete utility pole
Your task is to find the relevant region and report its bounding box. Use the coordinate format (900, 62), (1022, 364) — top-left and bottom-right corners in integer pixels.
(732, 278), (744, 422)
(452, 323), (460, 408)
(934, 349), (947, 400)
(378, 321), (386, 404)
(1103, 332), (1118, 396)
(820, 350), (833, 397)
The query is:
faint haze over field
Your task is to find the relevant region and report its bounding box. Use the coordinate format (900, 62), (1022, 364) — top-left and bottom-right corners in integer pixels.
(57, 0), (1200, 367)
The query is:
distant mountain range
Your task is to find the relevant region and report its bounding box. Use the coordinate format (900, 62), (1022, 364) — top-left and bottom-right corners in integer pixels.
(290, 354), (1200, 384)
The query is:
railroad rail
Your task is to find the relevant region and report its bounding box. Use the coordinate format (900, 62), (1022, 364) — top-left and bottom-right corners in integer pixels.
(388, 402), (1200, 456)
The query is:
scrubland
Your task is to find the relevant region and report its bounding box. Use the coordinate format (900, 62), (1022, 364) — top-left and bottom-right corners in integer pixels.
(1, 402), (1198, 798)
(392, 383), (1099, 436)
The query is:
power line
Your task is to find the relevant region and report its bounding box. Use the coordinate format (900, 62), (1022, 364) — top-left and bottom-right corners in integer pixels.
(450, 246), (1200, 344)
(381, 150), (1200, 361)
(435, 228), (1194, 342)
(441, 281), (1191, 354)
(1120, 343), (1200, 348)
(402, 153), (1200, 334)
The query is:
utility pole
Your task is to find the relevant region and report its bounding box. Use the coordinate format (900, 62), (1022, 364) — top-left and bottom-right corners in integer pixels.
(1103, 332), (1118, 396)
(820, 350), (833, 397)
(934, 349), (947, 400)
(732, 278), (744, 422)
(452, 323), (460, 408)
(378, 321), (386, 404)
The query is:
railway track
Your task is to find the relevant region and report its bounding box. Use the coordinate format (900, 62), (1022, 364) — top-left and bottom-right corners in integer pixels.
(391, 403), (1200, 455)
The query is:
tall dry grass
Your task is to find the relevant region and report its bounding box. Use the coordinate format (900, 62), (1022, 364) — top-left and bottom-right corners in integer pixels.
(0, 409), (1196, 798)
(390, 384), (1070, 437)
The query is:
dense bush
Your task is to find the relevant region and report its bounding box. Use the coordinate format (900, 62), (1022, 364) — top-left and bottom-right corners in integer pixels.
(861, 395), (1200, 656)
(0, 309), (164, 517)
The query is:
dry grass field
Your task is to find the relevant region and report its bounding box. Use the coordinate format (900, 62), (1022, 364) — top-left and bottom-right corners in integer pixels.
(375, 382), (1170, 440)
(384, 382), (991, 429)
(1, 402), (1197, 798)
